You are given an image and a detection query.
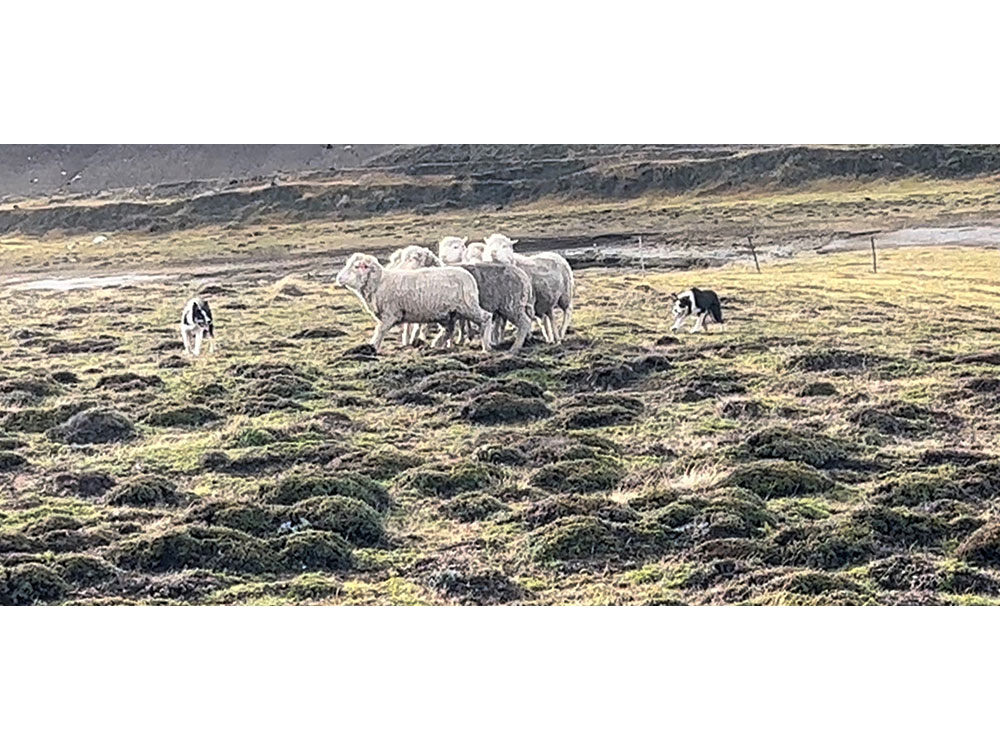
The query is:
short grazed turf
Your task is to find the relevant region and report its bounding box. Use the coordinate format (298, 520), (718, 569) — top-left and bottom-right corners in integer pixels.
(2, 219), (1000, 604)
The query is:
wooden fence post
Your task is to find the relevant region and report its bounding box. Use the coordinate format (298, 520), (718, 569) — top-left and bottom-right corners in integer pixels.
(747, 235), (761, 273)
(871, 235), (877, 273)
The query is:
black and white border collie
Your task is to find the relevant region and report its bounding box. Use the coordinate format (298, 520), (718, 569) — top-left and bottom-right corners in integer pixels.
(670, 288), (723, 333)
(181, 297), (215, 356)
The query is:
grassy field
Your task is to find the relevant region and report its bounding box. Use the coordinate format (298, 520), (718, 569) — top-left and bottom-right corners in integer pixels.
(1, 230), (1000, 605)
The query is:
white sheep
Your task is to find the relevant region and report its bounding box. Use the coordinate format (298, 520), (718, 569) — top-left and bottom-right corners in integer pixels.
(437, 236), (469, 265)
(483, 233), (574, 343)
(386, 245), (441, 346)
(335, 253), (494, 352)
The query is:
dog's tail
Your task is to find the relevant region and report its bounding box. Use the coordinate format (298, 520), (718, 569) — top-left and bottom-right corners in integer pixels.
(710, 300), (724, 324)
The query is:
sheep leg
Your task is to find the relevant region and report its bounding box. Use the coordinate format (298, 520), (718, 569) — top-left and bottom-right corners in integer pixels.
(492, 317), (506, 346)
(432, 320), (455, 349)
(559, 301), (572, 340)
(371, 318), (396, 352)
(546, 312), (560, 344)
(470, 310), (493, 352)
(509, 312), (531, 354)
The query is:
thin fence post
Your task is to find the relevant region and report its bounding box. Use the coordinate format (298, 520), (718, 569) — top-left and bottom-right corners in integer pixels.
(871, 235), (877, 273)
(747, 235), (761, 273)
(638, 235), (645, 273)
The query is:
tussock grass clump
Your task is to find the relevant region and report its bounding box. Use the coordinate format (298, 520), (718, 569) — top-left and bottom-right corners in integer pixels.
(96, 372), (164, 391)
(54, 554), (122, 587)
(0, 451), (27, 471)
(53, 470), (116, 497)
(414, 370), (487, 395)
(289, 496), (385, 546)
(428, 569), (525, 605)
(465, 378), (545, 400)
(848, 400), (954, 437)
(48, 407), (135, 444)
(869, 471), (964, 507)
(397, 462), (505, 498)
(0, 563), (69, 605)
(0, 375), (63, 398)
(787, 349), (890, 372)
(865, 554), (940, 591)
(526, 515), (622, 562)
(718, 398), (769, 419)
(145, 405), (221, 428)
(725, 460), (832, 498)
(531, 457), (625, 494)
(438, 492), (509, 522)
(186, 501), (282, 536)
(111, 524), (277, 574)
(474, 444), (528, 466)
(229, 426), (280, 448)
(797, 381), (838, 397)
(765, 570), (862, 597)
(277, 531), (353, 572)
(957, 524), (1000, 567)
(4, 400), (96, 433)
(460, 393), (551, 424)
(106, 475), (183, 507)
(260, 471), (390, 511)
(849, 506), (949, 547)
(742, 426), (851, 468)
(352, 446), (424, 480)
(769, 521), (876, 570)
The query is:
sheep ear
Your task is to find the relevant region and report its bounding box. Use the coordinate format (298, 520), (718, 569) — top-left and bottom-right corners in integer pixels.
(510, 239), (518, 245)
(461, 236), (468, 244)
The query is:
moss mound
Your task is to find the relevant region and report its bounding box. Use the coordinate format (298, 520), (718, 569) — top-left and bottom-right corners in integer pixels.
(559, 401), (643, 429)
(289, 496), (385, 546)
(277, 531), (353, 572)
(766, 571), (862, 596)
(849, 506), (948, 547)
(53, 470), (116, 497)
(465, 378), (546, 400)
(428, 569), (525, 605)
(957, 524), (1000, 567)
(869, 471), (964, 507)
(0, 451), (27, 471)
(866, 554), (939, 591)
(439, 492), (509, 522)
(725, 460), (832, 498)
(848, 400), (952, 437)
(414, 370), (487, 395)
(0, 375), (62, 398)
(743, 426), (850, 468)
(186, 501), (282, 536)
(145, 405), (222, 428)
(55, 554), (122, 587)
(460, 393), (551, 424)
(96, 372), (164, 391)
(111, 524), (276, 574)
(48, 408), (135, 444)
(474, 444), (528, 466)
(531, 457), (625, 494)
(4, 400), (96, 433)
(797, 381), (838, 397)
(1, 563), (69, 605)
(106, 475), (183, 507)
(355, 446), (424, 480)
(527, 515), (622, 562)
(769, 522), (876, 570)
(787, 348), (889, 372)
(260, 471), (390, 511)
(398, 462), (504, 498)
(230, 426), (280, 447)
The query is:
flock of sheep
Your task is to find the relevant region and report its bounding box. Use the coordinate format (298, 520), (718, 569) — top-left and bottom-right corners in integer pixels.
(334, 233), (574, 354)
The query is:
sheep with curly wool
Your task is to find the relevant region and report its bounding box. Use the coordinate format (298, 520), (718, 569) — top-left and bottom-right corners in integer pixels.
(335, 253), (493, 352)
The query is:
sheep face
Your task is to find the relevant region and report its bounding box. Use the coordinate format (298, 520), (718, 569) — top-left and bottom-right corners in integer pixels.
(438, 236), (468, 265)
(484, 233), (518, 262)
(389, 245), (438, 270)
(465, 242), (486, 263)
(336, 253), (380, 290)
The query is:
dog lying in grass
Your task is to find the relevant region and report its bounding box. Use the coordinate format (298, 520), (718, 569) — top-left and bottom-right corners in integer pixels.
(670, 288), (723, 333)
(181, 297), (215, 355)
